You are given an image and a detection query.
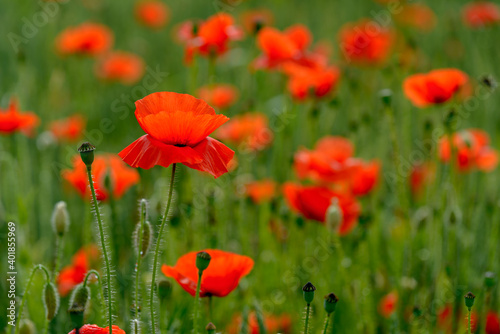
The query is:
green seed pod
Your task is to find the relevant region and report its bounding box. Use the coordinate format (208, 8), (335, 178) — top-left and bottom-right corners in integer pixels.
(302, 282), (316, 304)
(325, 199), (342, 233)
(196, 251), (212, 272)
(206, 322), (216, 334)
(158, 279), (172, 301)
(19, 319), (36, 334)
(484, 272), (497, 288)
(134, 220), (152, 258)
(43, 282), (60, 320)
(464, 291), (475, 310)
(77, 142), (96, 168)
(324, 293), (339, 314)
(68, 283), (90, 329)
(378, 89), (392, 106)
(51, 201), (69, 237)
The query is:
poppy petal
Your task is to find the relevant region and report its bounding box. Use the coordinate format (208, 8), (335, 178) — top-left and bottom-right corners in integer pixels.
(183, 137), (235, 178)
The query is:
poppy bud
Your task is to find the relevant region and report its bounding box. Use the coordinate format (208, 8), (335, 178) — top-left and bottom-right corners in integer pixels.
(134, 220), (152, 258)
(68, 283), (90, 329)
(78, 142), (96, 168)
(302, 282), (316, 304)
(158, 279), (172, 301)
(480, 74), (497, 90)
(196, 251), (212, 272)
(464, 291), (475, 310)
(43, 282), (60, 321)
(325, 198), (342, 233)
(206, 322), (216, 334)
(51, 201), (69, 237)
(484, 271), (496, 288)
(378, 89), (392, 106)
(324, 293), (339, 314)
(19, 319), (36, 334)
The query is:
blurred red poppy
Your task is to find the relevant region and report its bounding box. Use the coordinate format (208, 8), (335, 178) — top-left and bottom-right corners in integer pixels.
(68, 324), (126, 334)
(403, 69), (468, 107)
(63, 154), (140, 201)
(49, 114), (86, 142)
(227, 312), (292, 334)
(119, 92), (234, 178)
(0, 98), (39, 136)
(245, 179), (277, 204)
(438, 128), (498, 172)
(162, 249), (254, 297)
(463, 1), (500, 28)
(378, 292), (398, 318)
(283, 62), (340, 101)
(339, 19), (395, 66)
(241, 9), (274, 34)
(56, 22), (113, 56)
(135, 0), (170, 29)
(215, 112), (273, 152)
(95, 51), (145, 85)
(283, 183), (361, 235)
(197, 84), (239, 109)
(58, 245), (99, 297)
(394, 4), (437, 31)
(486, 311), (500, 334)
(409, 162), (436, 196)
(349, 159), (381, 196)
(437, 304), (452, 331)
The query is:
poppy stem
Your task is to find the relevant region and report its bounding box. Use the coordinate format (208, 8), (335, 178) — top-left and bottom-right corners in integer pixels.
(304, 303), (311, 334)
(86, 167), (114, 334)
(194, 270), (204, 334)
(322, 313), (331, 334)
(468, 309), (472, 334)
(150, 163), (177, 334)
(134, 200), (147, 329)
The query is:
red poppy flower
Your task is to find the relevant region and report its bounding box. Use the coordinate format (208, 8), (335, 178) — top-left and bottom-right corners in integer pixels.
(162, 249), (254, 297)
(245, 179), (277, 204)
(68, 324), (126, 334)
(227, 312), (292, 334)
(394, 4), (437, 31)
(409, 162), (436, 196)
(197, 84), (239, 109)
(0, 98), (39, 136)
(56, 22), (113, 56)
(463, 2), (500, 28)
(135, 0), (170, 29)
(49, 114), (86, 142)
(58, 246), (99, 297)
(339, 19), (395, 65)
(403, 69), (469, 108)
(241, 9), (274, 34)
(486, 312), (500, 334)
(215, 112), (273, 152)
(378, 292), (398, 318)
(438, 128), (498, 172)
(437, 304), (452, 331)
(119, 92), (234, 178)
(63, 154), (140, 201)
(283, 183), (361, 235)
(283, 62), (340, 101)
(349, 159), (381, 196)
(95, 51), (145, 85)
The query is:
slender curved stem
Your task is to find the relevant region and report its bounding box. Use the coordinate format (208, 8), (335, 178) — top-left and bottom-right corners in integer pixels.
(322, 313), (331, 334)
(134, 201), (147, 333)
(304, 303), (311, 334)
(193, 270), (204, 333)
(86, 167), (113, 334)
(150, 164), (177, 334)
(52, 236), (62, 282)
(468, 309), (472, 334)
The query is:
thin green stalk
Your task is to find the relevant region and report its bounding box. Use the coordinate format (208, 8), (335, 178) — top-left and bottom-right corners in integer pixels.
(304, 303), (311, 334)
(134, 201), (147, 333)
(52, 236), (61, 282)
(83, 270), (105, 310)
(322, 313), (331, 334)
(86, 167), (113, 334)
(468, 309), (472, 334)
(150, 163), (177, 334)
(193, 271), (203, 333)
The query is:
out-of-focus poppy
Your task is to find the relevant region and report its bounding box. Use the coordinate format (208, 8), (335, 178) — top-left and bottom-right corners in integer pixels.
(119, 92), (234, 178)
(63, 154), (140, 201)
(349, 159), (381, 196)
(438, 129), (498, 172)
(227, 312), (292, 334)
(437, 304), (452, 332)
(162, 249), (254, 297)
(245, 179), (277, 204)
(68, 324), (126, 334)
(56, 22), (113, 56)
(378, 292), (398, 318)
(135, 0), (170, 29)
(215, 112), (273, 152)
(95, 51), (145, 85)
(462, 1), (500, 28)
(0, 98), (39, 136)
(58, 245), (99, 297)
(197, 84), (239, 109)
(283, 183), (361, 235)
(241, 9), (274, 35)
(283, 62), (340, 101)
(403, 69), (469, 107)
(409, 162), (436, 196)
(486, 311), (500, 334)
(49, 114), (86, 142)
(394, 3), (437, 31)
(339, 19), (395, 66)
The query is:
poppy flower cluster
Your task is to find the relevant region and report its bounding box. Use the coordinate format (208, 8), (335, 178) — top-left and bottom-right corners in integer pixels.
(462, 1), (500, 28)
(378, 291), (398, 318)
(95, 51), (145, 84)
(56, 22), (113, 56)
(135, 0), (170, 29)
(63, 154), (140, 201)
(438, 128), (499, 172)
(197, 84), (239, 110)
(0, 97), (39, 136)
(227, 312), (292, 334)
(244, 179), (277, 204)
(48, 114), (86, 142)
(162, 249), (254, 297)
(58, 245), (99, 296)
(216, 112), (273, 152)
(68, 324), (126, 334)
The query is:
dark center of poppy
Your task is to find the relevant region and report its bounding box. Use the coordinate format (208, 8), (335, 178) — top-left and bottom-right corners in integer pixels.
(174, 144), (187, 147)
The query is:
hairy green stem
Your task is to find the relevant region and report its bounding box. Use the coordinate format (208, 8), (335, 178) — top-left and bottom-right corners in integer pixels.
(322, 313), (331, 334)
(304, 303), (311, 334)
(193, 270), (204, 333)
(134, 201), (147, 333)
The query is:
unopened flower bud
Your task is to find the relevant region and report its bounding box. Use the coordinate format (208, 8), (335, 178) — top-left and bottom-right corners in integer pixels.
(78, 142), (95, 168)
(326, 198), (342, 233)
(196, 251), (211, 272)
(324, 293), (339, 314)
(134, 220), (152, 258)
(484, 272), (497, 288)
(68, 283), (90, 329)
(158, 279), (172, 301)
(480, 74), (497, 90)
(302, 282), (316, 304)
(19, 319), (36, 334)
(464, 291), (475, 310)
(43, 282), (60, 321)
(378, 89), (392, 106)
(206, 322), (216, 334)
(51, 201), (69, 237)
